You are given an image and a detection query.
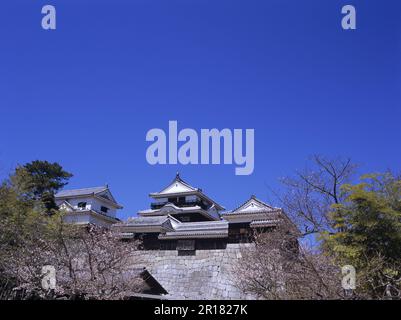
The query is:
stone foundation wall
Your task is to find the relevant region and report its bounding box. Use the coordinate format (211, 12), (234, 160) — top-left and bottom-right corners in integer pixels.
(131, 244), (256, 300)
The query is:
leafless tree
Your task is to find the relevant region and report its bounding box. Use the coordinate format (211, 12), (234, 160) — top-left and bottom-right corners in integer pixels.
(278, 155), (357, 236)
(1, 217), (144, 300)
(234, 223), (344, 300)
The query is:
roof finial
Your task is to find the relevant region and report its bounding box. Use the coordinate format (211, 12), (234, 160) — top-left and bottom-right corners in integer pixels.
(251, 194), (256, 199)
(176, 172), (180, 179)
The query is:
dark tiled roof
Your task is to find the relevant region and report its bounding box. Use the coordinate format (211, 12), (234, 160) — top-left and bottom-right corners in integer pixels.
(125, 216), (170, 226)
(55, 186), (108, 198)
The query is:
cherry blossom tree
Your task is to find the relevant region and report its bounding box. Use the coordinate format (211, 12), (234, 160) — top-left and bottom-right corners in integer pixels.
(1, 210), (144, 300)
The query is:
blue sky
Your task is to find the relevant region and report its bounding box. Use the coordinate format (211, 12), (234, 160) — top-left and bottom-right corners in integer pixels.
(0, 0), (400, 220)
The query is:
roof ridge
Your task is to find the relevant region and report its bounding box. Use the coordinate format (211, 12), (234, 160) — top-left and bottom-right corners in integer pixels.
(58, 186), (108, 193)
(155, 173), (197, 194)
(230, 195), (276, 213)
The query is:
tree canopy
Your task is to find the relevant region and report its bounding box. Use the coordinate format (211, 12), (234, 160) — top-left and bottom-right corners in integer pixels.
(322, 173), (401, 298)
(12, 160), (73, 212)
(0, 160), (143, 300)
(238, 156), (401, 299)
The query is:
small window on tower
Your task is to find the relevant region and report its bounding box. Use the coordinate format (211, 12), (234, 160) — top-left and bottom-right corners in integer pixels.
(77, 202), (86, 209)
(100, 206), (109, 213)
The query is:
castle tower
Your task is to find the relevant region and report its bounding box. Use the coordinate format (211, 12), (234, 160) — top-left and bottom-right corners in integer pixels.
(139, 172), (225, 222)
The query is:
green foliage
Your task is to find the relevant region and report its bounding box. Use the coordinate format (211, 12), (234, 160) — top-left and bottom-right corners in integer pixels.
(322, 172), (401, 298)
(0, 161), (73, 297)
(12, 160), (72, 213)
(0, 174), (75, 299)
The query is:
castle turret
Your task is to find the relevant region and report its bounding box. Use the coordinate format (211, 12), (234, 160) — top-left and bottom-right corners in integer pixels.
(139, 173), (224, 222)
(55, 185), (122, 228)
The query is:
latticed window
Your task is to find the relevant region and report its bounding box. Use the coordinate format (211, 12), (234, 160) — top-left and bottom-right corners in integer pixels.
(177, 240), (195, 251)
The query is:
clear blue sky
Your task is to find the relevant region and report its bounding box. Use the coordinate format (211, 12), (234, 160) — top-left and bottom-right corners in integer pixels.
(1, 0), (400, 220)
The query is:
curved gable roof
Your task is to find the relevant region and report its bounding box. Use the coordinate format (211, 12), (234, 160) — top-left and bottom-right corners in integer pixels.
(156, 174), (197, 195)
(228, 195), (278, 214)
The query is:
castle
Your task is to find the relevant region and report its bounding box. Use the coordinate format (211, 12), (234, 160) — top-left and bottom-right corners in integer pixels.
(55, 173), (290, 299)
